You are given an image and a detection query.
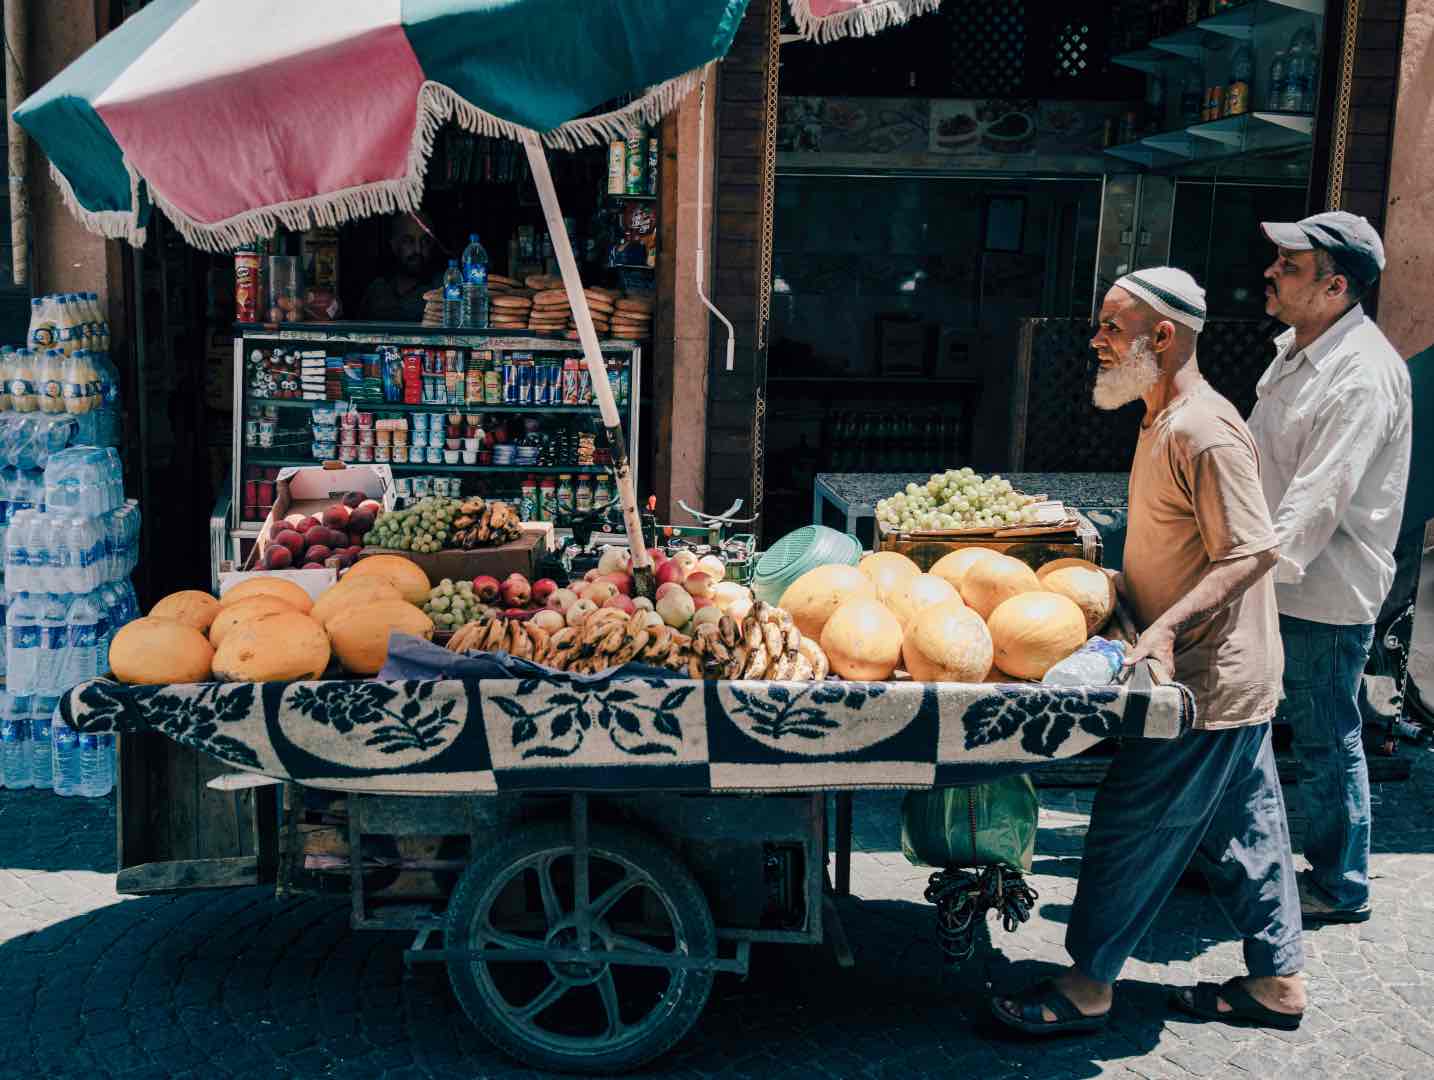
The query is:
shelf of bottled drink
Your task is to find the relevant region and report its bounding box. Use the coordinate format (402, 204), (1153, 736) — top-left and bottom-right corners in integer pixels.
(1104, 109), (1313, 167)
(1113, 0), (1325, 71)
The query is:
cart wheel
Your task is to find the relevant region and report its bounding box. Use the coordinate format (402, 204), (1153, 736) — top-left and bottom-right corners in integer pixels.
(445, 822), (716, 1074)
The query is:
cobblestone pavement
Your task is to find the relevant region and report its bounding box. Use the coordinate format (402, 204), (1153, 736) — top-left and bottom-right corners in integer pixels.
(3, 751), (1434, 1080)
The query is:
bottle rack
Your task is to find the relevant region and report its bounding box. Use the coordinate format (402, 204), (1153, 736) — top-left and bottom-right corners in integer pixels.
(1106, 0), (1325, 170)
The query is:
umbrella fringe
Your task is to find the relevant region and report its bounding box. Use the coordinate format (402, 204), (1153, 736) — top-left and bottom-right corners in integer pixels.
(78, 66), (707, 252)
(788, 0), (942, 43)
(47, 159), (147, 246)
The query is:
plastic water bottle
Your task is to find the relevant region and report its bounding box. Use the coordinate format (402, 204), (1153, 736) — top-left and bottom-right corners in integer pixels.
(1, 692), (33, 789)
(442, 260), (463, 328)
(51, 716), (81, 796)
(7, 591), (40, 694)
(36, 592), (69, 695)
(65, 592), (101, 684)
(461, 233), (489, 329)
(29, 696), (55, 790)
(78, 730), (112, 797)
(1043, 636), (1128, 687)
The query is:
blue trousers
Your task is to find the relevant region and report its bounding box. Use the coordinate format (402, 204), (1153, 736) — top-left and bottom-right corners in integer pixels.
(1279, 614), (1376, 910)
(1066, 723), (1304, 985)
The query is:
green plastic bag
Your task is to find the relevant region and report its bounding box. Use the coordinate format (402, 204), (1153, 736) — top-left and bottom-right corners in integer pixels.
(900, 776), (1039, 872)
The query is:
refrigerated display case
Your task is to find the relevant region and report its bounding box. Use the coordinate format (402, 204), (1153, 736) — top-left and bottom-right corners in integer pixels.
(224, 322), (641, 566)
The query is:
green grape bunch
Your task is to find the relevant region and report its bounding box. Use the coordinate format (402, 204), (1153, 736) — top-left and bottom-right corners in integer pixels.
(365, 496), (462, 553)
(875, 467), (1040, 533)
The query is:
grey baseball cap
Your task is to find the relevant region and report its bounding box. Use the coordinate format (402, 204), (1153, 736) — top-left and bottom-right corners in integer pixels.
(1261, 210), (1386, 286)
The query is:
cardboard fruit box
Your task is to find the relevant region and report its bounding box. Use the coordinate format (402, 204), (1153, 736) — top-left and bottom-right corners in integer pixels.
(878, 513), (1103, 572)
(358, 522), (553, 587)
(221, 464), (396, 601)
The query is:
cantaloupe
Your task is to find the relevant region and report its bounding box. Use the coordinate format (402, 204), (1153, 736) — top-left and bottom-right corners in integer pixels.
(310, 577), (404, 628)
(929, 547), (999, 590)
(342, 555), (431, 605)
(150, 590), (221, 632)
(326, 601), (435, 675)
(858, 551), (921, 603)
(901, 601), (993, 683)
(221, 576), (313, 614)
(111, 618), (214, 684)
(1035, 556), (1102, 580)
(210, 595), (299, 647)
(779, 564), (878, 641)
(820, 598), (904, 681)
(1041, 565), (1116, 635)
(212, 611), (331, 682)
(959, 553), (1042, 620)
(885, 573), (961, 630)
(987, 592), (1088, 680)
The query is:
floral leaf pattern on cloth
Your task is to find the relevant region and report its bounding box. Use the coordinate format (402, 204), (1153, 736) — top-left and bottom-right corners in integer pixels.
(715, 680), (919, 756)
(71, 679), (268, 772)
(277, 681), (464, 770)
(484, 676), (693, 761)
(962, 686), (1124, 758)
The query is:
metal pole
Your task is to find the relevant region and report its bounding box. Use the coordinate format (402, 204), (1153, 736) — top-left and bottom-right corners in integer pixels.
(5, 0), (29, 287)
(130, 245), (153, 601)
(521, 134), (656, 597)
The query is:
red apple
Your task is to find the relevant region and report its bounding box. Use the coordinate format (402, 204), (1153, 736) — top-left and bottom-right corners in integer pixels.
(294, 516), (320, 534)
(656, 561), (685, 587)
(341, 492), (365, 509)
(322, 504), (351, 529)
(503, 607), (535, 622)
(692, 595), (715, 609)
(263, 545), (293, 570)
(303, 525), (329, 549)
(531, 578), (559, 605)
(656, 582), (685, 601)
(603, 573), (633, 596)
(302, 561), (324, 570)
(273, 529), (305, 558)
(584, 568), (603, 583)
(602, 594), (637, 615)
(305, 545), (333, 564)
(473, 575), (501, 602)
(683, 572), (714, 598)
(499, 573), (531, 608)
(646, 547), (668, 567)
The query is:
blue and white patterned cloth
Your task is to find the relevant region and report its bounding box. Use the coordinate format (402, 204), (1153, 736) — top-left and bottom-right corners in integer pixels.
(60, 635), (1194, 796)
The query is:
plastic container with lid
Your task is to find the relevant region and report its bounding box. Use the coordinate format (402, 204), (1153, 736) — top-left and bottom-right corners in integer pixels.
(750, 525), (863, 606)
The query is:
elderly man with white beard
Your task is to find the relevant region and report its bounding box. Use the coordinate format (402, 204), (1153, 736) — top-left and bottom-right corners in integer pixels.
(990, 267), (1306, 1037)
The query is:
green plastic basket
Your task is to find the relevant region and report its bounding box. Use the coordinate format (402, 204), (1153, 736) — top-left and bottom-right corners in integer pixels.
(751, 525), (863, 606)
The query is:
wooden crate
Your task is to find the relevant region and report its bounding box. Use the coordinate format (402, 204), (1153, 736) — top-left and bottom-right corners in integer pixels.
(878, 514), (1103, 572)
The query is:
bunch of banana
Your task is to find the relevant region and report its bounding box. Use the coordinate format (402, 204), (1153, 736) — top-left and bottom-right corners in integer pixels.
(451, 498), (522, 549)
(731, 600), (830, 681)
(447, 612), (550, 660)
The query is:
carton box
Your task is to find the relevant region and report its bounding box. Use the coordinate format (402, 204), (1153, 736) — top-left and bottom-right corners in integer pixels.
(358, 522), (552, 587)
(220, 464), (396, 601)
(877, 516), (1103, 573)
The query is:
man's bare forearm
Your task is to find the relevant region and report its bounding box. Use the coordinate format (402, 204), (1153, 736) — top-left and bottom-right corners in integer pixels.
(1149, 548), (1278, 640)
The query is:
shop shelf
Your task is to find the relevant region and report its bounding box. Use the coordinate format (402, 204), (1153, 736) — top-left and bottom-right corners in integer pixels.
(1104, 109), (1311, 169)
(248, 397), (603, 415)
(244, 456), (607, 475)
(1202, 0), (1324, 39)
(1113, 0), (1325, 65)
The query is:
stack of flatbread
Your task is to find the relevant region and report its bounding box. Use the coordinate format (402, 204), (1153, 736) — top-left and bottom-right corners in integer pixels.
(489, 292), (533, 330)
(421, 288), (444, 327)
(527, 288), (572, 335)
(524, 273), (564, 291)
(609, 295), (653, 340)
(558, 287), (617, 338)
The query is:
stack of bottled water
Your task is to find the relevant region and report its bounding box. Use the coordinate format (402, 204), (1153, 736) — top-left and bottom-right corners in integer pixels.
(2, 446), (139, 797)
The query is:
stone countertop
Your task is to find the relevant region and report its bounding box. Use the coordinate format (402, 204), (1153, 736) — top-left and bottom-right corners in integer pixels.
(816, 472), (1129, 512)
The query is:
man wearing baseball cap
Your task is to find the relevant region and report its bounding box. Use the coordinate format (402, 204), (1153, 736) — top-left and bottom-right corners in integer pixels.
(1248, 211), (1413, 924)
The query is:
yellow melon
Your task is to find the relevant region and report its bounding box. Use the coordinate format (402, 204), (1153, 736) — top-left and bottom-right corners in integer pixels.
(326, 601), (435, 675)
(210, 595), (299, 647)
(1035, 556), (1102, 580)
(929, 547), (999, 590)
(221, 576), (313, 614)
(885, 573), (961, 630)
(858, 550), (921, 598)
(820, 598), (904, 681)
(779, 564), (878, 641)
(111, 618), (214, 684)
(212, 611), (331, 682)
(987, 592), (1088, 680)
(959, 553), (1042, 620)
(342, 555), (431, 605)
(150, 590), (222, 632)
(901, 601), (993, 683)
(1041, 565), (1116, 635)
(311, 577), (404, 628)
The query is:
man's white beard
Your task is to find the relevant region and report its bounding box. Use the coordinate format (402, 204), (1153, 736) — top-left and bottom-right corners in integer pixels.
(1092, 335), (1160, 411)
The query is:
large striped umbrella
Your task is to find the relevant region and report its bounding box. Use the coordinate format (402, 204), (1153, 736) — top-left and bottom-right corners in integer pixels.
(14, 0), (938, 584)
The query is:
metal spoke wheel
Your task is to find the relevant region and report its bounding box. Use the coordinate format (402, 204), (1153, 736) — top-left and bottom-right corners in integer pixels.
(445, 821), (717, 1074)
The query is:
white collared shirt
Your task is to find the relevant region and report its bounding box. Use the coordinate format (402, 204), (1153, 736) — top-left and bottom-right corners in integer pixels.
(1247, 304), (1412, 626)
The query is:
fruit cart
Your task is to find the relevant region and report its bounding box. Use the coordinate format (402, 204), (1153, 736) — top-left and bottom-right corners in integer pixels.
(61, 659), (1191, 1074)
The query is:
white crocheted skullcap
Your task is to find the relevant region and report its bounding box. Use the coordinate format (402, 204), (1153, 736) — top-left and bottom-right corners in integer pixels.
(1113, 266), (1206, 333)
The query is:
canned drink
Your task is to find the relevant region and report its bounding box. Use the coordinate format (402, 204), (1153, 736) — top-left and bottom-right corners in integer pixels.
(244, 419), (259, 446)
(392, 445), (409, 464)
(244, 480), (259, 507)
(374, 445), (391, 463)
(533, 360), (551, 406)
(547, 360), (564, 405)
(357, 445), (374, 463)
(517, 360), (533, 405)
(625, 130), (646, 194)
(646, 136), (659, 196)
(234, 249), (261, 322)
(339, 444), (356, 462)
(578, 365), (592, 404)
(503, 359), (519, 403)
(562, 358), (580, 405)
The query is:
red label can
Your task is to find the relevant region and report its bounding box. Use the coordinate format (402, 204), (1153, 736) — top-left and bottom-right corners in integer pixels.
(244, 480), (258, 507)
(235, 250), (261, 322)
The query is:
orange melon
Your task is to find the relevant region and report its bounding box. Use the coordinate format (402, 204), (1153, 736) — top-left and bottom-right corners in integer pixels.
(220, 576), (313, 614)
(111, 618), (214, 684)
(326, 600), (435, 675)
(150, 590), (222, 632)
(212, 611), (331, 682)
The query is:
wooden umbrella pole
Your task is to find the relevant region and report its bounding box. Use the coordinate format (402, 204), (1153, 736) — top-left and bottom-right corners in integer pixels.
(5, 0), (29, 287)
(521, 134), (655, 597)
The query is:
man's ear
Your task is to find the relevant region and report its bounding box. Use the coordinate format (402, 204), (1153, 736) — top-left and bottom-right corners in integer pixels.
(1151, 319), (1176, 353)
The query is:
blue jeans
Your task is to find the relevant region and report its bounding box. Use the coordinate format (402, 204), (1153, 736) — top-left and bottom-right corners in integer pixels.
(1066, 723), (1304, 984)
(1279, 615), (1376, 910)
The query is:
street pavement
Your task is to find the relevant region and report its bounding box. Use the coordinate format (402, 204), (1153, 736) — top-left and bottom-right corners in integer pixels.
(1, 564), (1430, 1079)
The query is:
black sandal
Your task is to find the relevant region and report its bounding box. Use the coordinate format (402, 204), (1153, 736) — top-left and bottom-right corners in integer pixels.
(989, 979), (1111, 1036)
(1170, 978), (1303, 1031)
